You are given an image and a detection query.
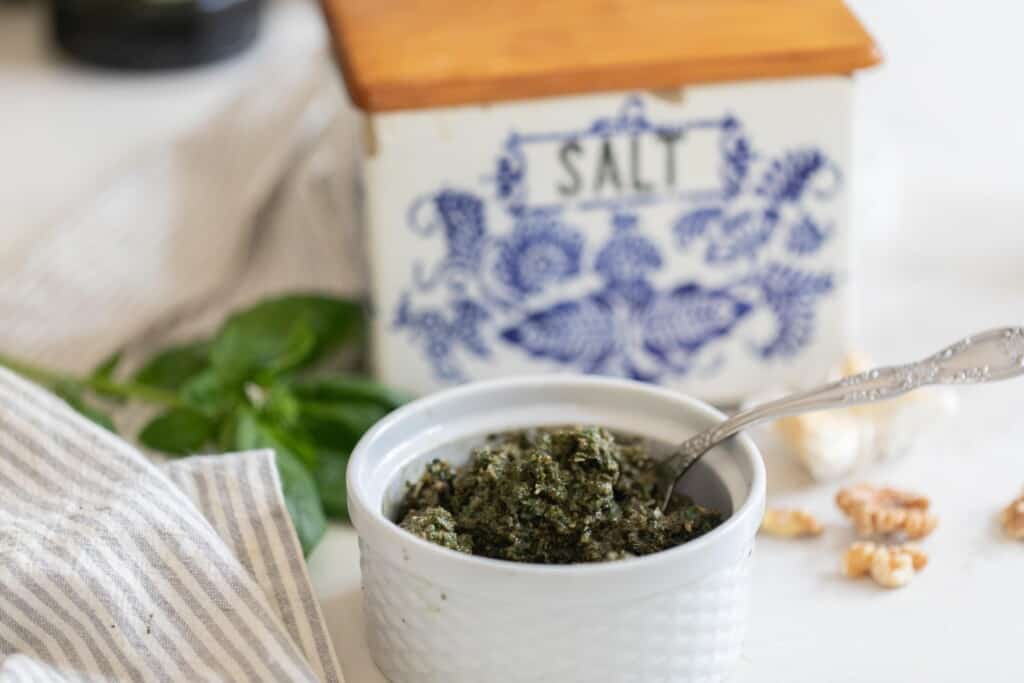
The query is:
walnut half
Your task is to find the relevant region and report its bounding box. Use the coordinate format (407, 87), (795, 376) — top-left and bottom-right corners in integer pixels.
(841, 541), (878, 578)
(836, 483), (937, 540)
(1000, 489), (1024, 540)
(842, 541), (927, 589)
(760, 508), (824, 538)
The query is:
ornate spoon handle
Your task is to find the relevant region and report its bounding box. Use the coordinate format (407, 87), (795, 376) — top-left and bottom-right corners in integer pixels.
(658, 327), (1024, 507)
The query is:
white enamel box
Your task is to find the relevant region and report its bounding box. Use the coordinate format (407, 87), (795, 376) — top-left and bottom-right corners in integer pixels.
(324, 0), (880, 404)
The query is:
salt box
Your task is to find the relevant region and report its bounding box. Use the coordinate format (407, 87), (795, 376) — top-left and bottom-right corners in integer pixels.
(323, 0), (880, 403)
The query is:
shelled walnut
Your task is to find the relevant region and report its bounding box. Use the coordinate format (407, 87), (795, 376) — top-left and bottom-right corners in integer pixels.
(842, 541), (927, 589)
(760, 508), (823, 538)
(836, 483), (937, 540)
(1000, 489), (1024, 540)
(841, 541), (878, 578)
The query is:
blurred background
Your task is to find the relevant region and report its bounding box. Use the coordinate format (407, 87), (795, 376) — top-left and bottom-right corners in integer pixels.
(2, 0), (1020, 373)
(1, 0), (363, 373)
(2, 1), (1023, 679)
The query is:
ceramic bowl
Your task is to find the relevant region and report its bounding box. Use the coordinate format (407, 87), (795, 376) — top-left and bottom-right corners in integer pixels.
(347, 375), (766, 683)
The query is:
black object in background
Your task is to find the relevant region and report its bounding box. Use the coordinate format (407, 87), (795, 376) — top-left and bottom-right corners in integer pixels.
(53, 0), (265, 70)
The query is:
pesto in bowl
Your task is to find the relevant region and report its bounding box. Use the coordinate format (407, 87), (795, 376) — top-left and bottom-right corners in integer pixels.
(397, 426), (723, 564)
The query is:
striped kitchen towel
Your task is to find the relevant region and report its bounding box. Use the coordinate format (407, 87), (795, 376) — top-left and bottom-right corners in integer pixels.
(0, 368), (344, 682)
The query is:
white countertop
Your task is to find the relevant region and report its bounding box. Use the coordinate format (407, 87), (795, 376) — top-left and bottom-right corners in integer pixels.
(4, 0), (1024, 680)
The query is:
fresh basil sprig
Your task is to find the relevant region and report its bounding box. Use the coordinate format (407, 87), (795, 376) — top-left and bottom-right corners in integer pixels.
(0, 294), (411, 556)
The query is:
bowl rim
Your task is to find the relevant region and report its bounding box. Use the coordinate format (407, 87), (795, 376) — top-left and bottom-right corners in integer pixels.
(347, 375), (766, 594)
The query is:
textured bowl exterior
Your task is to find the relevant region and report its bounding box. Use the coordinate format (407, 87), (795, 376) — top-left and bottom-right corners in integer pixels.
(361, 539), (753, 683)
(348, 376), (766, 683)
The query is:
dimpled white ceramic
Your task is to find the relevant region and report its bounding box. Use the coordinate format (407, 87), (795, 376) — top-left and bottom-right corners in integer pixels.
(347, 375), (766, 683)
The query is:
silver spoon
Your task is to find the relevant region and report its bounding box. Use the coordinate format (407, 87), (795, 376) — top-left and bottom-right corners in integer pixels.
(656, 326), (1024, 510)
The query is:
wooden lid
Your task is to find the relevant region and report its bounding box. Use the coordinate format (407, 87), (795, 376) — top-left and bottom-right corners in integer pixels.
(323, 0), (880, 113)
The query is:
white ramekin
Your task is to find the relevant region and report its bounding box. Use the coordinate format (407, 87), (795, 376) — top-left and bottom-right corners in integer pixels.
(347, 375), (766, 683)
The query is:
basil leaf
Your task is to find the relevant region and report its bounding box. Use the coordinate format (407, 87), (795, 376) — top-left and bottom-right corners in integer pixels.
(180, 369), (237, 417)
(217, 409), (240, 453)
(73, 401), (117, 433)
(211, 319), (316, 387)
(234, 409), (326, 555)
(133, 341), (211, 391)
(55, 382), (117, 433)
(277, 445), (328, 557)
(289, 375), (413, 411)
(298, 400), (390, 453)
(89, 350), (127, 403)
(91, 350), (122, 379)
(139, 407), (215, 455)
(210, 295), (363, 385)
(315, 449), (349, 521)
(233, 408), (317, 471)
(261, 383), (300, 428)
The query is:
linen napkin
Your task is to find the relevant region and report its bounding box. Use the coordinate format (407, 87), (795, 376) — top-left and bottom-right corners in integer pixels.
(0, 368), (344, 682)
(0, 48), (364, 377)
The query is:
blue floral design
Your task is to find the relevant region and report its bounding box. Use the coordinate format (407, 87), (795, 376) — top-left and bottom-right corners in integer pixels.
(786, 215), (831, 255)
(705, 208), (780, 264)
(500, 295), (617, 373)
(673, 207), (721, 249)
(406, 189), (489, 290)
(673, 145), (839, 266)
(594, 215), (662, 311)
(642, 284), (752, 359)
(720, 120), (754, 199)
(495, 156), (523, 201)
(595, 220), (662, 285)
(494, 215), (583, 297)
(587, 96), (650, 135)
(753, 263), (835, 359)
(394, 98), (843, 384)
(434, 190), (486, 263)
(394, 296), (491, 381)
(756, 149), (833, 204)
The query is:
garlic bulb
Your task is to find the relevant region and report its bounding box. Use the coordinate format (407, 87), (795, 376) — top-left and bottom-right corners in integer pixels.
(774, 353), (957, 481)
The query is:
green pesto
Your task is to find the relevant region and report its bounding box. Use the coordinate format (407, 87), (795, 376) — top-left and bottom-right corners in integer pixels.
(398, 426), (723, 564)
